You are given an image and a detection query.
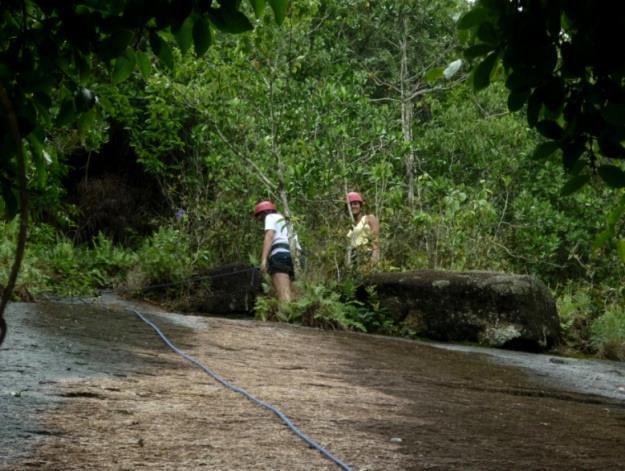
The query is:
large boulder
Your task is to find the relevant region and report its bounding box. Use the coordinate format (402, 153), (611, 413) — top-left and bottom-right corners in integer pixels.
(362, 270), (561, 351)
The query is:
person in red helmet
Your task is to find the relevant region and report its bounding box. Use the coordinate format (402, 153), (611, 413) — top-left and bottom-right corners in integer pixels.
(254, 200), (301, 301)
(346, 191), (380, 270)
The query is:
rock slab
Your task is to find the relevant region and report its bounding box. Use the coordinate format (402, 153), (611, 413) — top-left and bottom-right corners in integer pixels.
(363, 270), (561, 351)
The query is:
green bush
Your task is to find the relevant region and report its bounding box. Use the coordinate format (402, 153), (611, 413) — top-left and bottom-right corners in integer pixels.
(590, 308), (625, 361)
(134, 226), (194, 286)
(90, 232), (137, 286)
(1, 221), (138, 298)
(557, 288), (594, 351)
(254, 278), (366, 331)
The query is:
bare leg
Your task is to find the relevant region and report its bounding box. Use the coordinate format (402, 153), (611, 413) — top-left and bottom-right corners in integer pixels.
(272, 273), (292, 302)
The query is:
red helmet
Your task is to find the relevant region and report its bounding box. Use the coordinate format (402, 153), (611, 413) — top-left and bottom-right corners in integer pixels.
(346, 191), (364, 203)
(254, 200), (277, 216)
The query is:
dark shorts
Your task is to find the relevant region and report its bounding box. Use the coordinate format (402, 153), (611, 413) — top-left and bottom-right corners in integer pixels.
(268, 251), (295, 279)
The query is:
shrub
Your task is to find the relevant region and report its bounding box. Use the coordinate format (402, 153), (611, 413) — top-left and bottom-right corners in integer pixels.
(590, 308), (625, 361)
(134, 226), (194, 285)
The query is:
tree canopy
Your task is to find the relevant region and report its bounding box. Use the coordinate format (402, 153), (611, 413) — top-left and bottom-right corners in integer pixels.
(459, 1), (625, 195)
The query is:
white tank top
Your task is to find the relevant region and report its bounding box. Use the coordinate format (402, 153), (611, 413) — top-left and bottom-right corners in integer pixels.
(264, 213), (301, 256)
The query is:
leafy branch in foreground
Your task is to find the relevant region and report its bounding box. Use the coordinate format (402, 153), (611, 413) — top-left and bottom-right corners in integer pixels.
(458, 1), (625, 255)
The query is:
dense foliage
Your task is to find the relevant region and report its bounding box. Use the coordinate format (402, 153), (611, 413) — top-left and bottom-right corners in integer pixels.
(0, 0), (287, 343)
(1, 0), (624, 359)
(459, 0), (625, 248)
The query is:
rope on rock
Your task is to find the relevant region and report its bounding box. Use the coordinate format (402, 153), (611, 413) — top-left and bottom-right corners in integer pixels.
(130, 308), (352, 471)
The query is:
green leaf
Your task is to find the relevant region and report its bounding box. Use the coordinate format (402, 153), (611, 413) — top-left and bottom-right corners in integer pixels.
(208, 8), (254, 33)
(193, 17), (212, 56)
(562, 141), (585, 170)
(248, 0), (266, 17)
(536, 120), (563, 140)
(268, 0), (288, 25)
(472, 52), (498, 91)
(505, 70), (541, 91)
(136, 51), (151, 78)
(526, 90), (542, 128)
(457, 7), (489, 30)
(78, 108), (97, 142)
(561, 173), (590, 196)
(597, 165), (625, 188)
(173, 16), (194, 55)
(598, 135), (625, 158)
(56, 98), (76, 127)
(477, 23), (498, 45)
(100, 30), (134, 60)
(593, 229), (611, 251)
(603, 104), (625, 126)
(149, 31), (164, 56)
(507, 89), (529, 112)
(531, 141), (560, 160)
(26, 133), (47, 187)
(75, 54), (91, 82)
(464, 43), (494, 59)
(158, 42), (174, 70)
(112, 49), (136, 84)
(424, 67), (444, 83)
(0, 62), (12, 81)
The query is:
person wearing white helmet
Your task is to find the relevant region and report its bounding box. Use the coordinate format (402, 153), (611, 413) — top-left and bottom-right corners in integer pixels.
(346, 191), (380, 270)
(254, 200), (300, 301)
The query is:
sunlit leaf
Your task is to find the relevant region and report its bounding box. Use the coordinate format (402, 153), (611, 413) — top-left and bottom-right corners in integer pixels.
(443, 59), (462, 79)
(74, 87), (96, 112)
(248, 0), (266, 17)
(268, 0), (288, 25)
(136, 51), (151, 78)
(424, 67), (443, 83)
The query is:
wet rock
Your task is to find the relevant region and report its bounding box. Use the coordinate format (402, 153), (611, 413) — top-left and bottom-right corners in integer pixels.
(362, 270), (561, 351)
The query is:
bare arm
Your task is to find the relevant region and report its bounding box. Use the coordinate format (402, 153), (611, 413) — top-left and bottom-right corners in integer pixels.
(260, 229), (275, 273)
(367, 214), (380, 262)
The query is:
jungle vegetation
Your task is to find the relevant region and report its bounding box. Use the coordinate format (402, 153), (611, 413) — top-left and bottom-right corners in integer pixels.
(1, 0), (624, 360)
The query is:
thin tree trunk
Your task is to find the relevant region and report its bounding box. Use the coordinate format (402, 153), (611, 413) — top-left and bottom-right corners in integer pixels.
(0, 83), (29, 347)
(399, 21), (415, 209)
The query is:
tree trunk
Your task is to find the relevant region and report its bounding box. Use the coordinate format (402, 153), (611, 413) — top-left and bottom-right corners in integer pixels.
(400, 20), (415, 209)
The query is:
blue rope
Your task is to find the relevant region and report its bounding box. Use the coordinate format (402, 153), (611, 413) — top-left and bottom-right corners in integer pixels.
(130, 309), (353, 471)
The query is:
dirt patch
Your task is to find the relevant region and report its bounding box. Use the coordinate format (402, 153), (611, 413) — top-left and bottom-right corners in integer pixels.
(2, 301), (625, 470)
